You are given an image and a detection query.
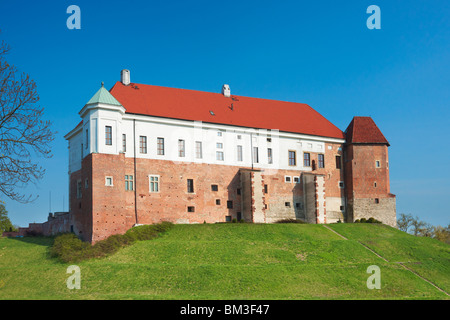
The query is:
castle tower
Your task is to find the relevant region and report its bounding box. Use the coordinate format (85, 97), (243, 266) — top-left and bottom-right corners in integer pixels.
(343, 117), (396, 227)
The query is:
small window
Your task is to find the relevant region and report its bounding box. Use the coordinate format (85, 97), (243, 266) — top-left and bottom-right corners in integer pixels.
(375, 160), (381, 168)
(340, 205), (345, 211)
(295, 202), (303, 209)
(157, 137), (165, 155)
(105, 126), (112, 145)
(375, 198), (379, 204)
(195, 141), (202, 159)
(211, 184), (218, 191)
(122, 134), (126, 152)
(285, 202), (291, 207)
(225, 216), (232, 222)
(77, 180), (82, 199)
(285, 176), (291, 183)
(374, 182), (377, 188)
(216, 151), (224, 161)
(105, 176), (113, 186)
(216, 143), (223, 149)
(187, 206), (195, 212)
(336, 156), (342, 169)
(267, 137), (272, 142)
(289, 150), (296, 166)
(237, 145), (243, 162)
(85, 129), (89, 149)
(318, 154), (325, 168)
(268, 148), (273, 164)
(252, 147), (259, 163)
(85, 178), (89, 189)
(217, 131), (223, 137)
(139, 136), (147, 154)
(125, 175), (134, 191)
(237, 188), (241, 195)
(303, 153), (310, 167)
(338, 181), (344, 188)
(227, 201), (233, 209)
(149, 175), (159, 192)
(216, 199), (221, 205)
(178, 139), (185, 157)
(187, 179), (194, 193)
(237, 135), (242, 140)
(264, 184), (268, 194)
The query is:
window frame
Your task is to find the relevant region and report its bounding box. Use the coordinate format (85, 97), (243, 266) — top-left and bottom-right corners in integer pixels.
(303, 152), (311, 167)
(157, 137), (165, 155)
(105, 126), (112, 146)
(139, 136), (147, 154)
(149, 175), (160, 193)
(288, 150), (296, 166)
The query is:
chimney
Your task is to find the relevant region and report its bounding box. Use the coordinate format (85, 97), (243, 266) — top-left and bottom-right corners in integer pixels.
(222, 84), (230, 97)
(121, 69), (130, 85)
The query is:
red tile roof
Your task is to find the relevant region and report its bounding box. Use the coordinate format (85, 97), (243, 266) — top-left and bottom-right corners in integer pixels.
(109, 82), (345, 139)
(345, 116), (389, 146)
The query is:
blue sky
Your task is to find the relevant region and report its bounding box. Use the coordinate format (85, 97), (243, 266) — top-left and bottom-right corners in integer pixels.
(0, 0), (449, 227)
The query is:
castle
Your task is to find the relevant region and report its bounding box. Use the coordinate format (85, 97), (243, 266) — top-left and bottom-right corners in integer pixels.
(12, 70), (397, 243)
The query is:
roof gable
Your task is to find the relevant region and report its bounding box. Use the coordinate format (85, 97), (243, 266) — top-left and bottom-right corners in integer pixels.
(345, 116), (389, 146)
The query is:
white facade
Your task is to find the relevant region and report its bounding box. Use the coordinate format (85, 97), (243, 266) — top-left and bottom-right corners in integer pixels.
(66, 104), (345, 175)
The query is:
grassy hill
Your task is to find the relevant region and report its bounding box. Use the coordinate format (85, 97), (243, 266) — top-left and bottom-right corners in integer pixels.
(0, 223), (448, 299)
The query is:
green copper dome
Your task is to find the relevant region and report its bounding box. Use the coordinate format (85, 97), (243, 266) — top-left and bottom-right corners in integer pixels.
(85, 83), (122, 106)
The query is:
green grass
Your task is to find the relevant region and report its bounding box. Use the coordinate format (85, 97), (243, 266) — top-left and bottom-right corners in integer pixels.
(0, 223), (449, 299)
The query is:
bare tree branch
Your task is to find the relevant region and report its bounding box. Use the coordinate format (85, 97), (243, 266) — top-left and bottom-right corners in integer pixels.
(0, 37), (56, 203)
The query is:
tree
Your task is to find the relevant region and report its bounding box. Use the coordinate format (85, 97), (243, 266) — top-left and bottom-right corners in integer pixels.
(0, 203), (15, 233)
(432, 225), (450, 244)
(397, 213), (414, 233)
(0, 37), (55, 203)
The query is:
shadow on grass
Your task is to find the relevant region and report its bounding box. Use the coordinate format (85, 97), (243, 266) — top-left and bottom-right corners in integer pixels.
(5, 235), (55, 247)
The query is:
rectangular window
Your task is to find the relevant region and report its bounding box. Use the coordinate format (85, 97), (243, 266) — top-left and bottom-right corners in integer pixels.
(303, 153), (311, 167)
(211, 184), (218, 191)
(375, 198), (380, 204)
(149, 175), (159, 192)
(157, 137), (165, 155)
(285, 202), (291, 207)
(216, 142), (223, 149)
(216, 151), (224, 161)
(77, 180), (82, 199)
(85, 178), (89, 189)
(253, 147), (259, 163)
(293, 176), (300, 183)
(139, 136), (147, 154)
(105, 176), (113, 186)
(85, 129), (89, 149)
(285, 176), (291, 183)
(336, 156), (341, 169)
(264, 184), (268, 194)
(237, 145), (243, 162)
(178, 139), (185, 157)
(289, 150), (296, 166)
(122, 134), (126, 152)
(187, 206), (195, 212)
(227, 201), (233, 209)
(338, 181), (344, 188)
(216, 199), (221, 205)
(318, 154), (325, 168)
(268, 148), (273, 164)
(195, 141), (202, 159)
(105, 126), (112, 145)
(125, 175), (134, 191)
(187, 179), (194, 193)
(375, 160), (381, 168)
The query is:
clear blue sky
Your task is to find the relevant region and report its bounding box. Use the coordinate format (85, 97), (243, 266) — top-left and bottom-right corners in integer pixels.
(1, 0), (449, 227)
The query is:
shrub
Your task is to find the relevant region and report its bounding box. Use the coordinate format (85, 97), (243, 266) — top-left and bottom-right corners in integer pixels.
(51, 222), (173, 263)
(275, 218), (306, 224)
